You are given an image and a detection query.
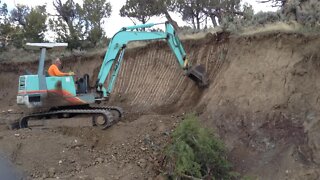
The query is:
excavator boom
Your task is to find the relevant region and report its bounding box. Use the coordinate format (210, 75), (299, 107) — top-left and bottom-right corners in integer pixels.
(96, 22), (208, 99)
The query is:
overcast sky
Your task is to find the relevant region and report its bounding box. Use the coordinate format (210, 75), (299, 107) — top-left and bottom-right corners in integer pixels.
(3, 0), (277, 39)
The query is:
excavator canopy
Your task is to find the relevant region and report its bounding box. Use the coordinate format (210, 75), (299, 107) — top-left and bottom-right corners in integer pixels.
(25, 43), (68, 50)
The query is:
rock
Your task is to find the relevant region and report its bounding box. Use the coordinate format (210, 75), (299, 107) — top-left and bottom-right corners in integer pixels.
(71, 139), (84, 148)
(163, 130), (170, 136)
(58, 160), (63, 164)
(137, 158), (147, 168)
(140, 147), (147, 151)
(96, 157), (104, 164)
(48, 167), (55, 177)
(285, 170), (289, 174)
(111, 155), (117, 161)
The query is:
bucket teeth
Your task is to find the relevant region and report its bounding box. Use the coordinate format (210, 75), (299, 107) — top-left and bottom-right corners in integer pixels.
(186, 64), (208, 88)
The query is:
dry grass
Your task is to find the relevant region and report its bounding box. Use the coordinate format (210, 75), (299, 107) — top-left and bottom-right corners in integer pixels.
(179, 26), (223, 40)
(239, 21), (303, 36)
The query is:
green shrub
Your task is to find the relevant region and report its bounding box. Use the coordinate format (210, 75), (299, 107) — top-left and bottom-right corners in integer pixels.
(164, 113), (233, 179)
(283, 0), (320, 29)
(253, 11), (282, 25)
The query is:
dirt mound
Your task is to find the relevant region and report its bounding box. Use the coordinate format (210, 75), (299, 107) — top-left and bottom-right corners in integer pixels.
(1, 32), (320, 179)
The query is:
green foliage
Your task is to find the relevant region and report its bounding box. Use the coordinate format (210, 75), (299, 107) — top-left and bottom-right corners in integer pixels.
(172, 0), (241, 29)
(0, 4), (47, 48)
(253, 0), (320, 30)
(242, 3), (254, 21)
(119, 0), (180, 30)
(120, 0), (162, 24)
(51, 0), (112, 49)
(253, 11), (282, 24)
(0, 0), (10, 49)
(288, 0), (320, 28)
(82, 0), (111, 47)
(165, 113), (233, 179)
(23, 6), (47, 42)
(174, 0), (207, 29)
(0, 0), (8, 20)
(51, 0), (86, 49)
(10, 5), (29, 26)
(83, 0), (111, 26)
(238, 11), (282, 28)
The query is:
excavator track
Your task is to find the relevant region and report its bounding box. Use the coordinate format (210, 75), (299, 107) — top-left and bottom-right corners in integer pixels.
(88, 106), (124, 128)
(89, 106), (124, 120)
(54, 105), (124, 120)
(18, 107), (121, 130)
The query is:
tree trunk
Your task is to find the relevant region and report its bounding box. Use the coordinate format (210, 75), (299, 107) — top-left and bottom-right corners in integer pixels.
(196, 16), (200, 29)
(210, 14), (218, 27)
(192, 18), (196, 29)
(141, 18), (146, 31)
(164, 10), (180, 32)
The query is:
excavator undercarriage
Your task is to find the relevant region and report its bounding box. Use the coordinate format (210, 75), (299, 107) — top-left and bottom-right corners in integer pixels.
(18, 105), (123, 130)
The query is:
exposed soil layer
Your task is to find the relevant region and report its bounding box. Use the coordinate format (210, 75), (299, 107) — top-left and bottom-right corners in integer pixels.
(1, 32), (320, 179)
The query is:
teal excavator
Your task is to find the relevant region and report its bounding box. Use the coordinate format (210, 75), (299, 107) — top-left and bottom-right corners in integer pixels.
(16, 22), (208, 129)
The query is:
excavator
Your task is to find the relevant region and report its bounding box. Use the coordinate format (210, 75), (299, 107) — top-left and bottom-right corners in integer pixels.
(16, 22), (208, 129)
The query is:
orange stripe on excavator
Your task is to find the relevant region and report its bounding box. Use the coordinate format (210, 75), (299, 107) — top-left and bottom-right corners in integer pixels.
(18, 90), (87, 104)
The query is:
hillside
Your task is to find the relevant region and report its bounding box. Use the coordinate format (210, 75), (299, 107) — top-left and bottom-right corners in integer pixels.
(0, 31), (320, 179)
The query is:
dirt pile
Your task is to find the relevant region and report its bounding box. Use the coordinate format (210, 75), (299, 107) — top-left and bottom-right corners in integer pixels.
(0, 32), (320, 179)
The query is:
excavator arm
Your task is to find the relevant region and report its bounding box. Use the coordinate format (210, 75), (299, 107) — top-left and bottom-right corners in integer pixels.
(95, 22), (207, 100)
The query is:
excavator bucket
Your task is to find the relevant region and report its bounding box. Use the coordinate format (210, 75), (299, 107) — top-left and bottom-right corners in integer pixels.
(186, 64), (208, 88)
